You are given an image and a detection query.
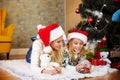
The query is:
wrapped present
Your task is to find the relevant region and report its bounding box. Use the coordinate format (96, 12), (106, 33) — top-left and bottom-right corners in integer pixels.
(95, 50), (101, 59)
(111, 62), (120, 70)
(98, 42), (106, 48)
(91, 58), (107, 66)
(86, 54), (95, 58)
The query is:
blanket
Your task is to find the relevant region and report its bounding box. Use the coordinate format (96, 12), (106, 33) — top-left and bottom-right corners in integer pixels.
(0, 59), (118, 80)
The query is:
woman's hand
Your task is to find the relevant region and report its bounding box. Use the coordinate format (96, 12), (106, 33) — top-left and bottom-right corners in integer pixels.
(55, 67), (61, 73)
(76, 63), (83, 72)
(41, 67), (61, 75)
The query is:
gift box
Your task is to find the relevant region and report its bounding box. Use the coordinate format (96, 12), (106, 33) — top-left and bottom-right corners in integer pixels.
(87, 58), (92, 63)
(86, 54), (95, 58)
(95, 50), (101, 59)
(99, 60), (107, 65)
(98, 42), (106, 48)
(90, 58), (107, 66)
(111, 62), (120, 70)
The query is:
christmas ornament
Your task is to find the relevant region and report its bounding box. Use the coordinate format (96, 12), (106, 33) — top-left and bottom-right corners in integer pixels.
(102, 36), (107, 42)
(75, 8), (80, 13)
(78, 59), (91, 73)
(88, 17), (93, 23)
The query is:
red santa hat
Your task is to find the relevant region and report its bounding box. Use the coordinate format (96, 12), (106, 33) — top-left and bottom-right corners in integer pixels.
(38, 23), (65, 53)
(68, 29), (88, 44)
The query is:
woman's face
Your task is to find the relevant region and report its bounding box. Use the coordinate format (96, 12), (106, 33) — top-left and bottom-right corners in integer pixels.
(71, 38), (84, 53)
(50, 36), (63, 51)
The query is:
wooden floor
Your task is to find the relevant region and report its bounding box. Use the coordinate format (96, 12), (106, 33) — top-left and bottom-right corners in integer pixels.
(0, 54), (120, 80)
(0, 69), (20, 80)
(0, 54), (26, 60)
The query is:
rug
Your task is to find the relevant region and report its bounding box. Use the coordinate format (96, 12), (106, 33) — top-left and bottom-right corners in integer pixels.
(0, 59), (118, 80)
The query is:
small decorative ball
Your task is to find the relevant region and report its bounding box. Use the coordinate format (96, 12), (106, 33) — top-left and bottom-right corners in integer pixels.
(75, 8), (80, 13)
(78, 59), (91, 73)
(102, 36), (107, 42)
(103, 4), (106, 7)
(88, 17), (94, 23)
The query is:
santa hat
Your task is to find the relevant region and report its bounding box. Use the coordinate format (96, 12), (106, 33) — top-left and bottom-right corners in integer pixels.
(68, 29), (88, 44)
(38, 23), (65, 53)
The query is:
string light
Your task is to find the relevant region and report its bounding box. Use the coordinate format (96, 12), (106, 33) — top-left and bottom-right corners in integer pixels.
(88, 21), (109, 32)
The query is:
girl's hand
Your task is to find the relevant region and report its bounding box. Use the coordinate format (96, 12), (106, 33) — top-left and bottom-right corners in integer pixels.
(41, 68), (61, 75)
(76, 64), (83, 72)
(55, 67), (61, 73)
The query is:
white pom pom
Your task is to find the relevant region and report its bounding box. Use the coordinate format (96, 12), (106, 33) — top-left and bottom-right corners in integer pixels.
(36, 24), (46, 39)
(44, 46), (52, 53)
(37, 24), (46, 31)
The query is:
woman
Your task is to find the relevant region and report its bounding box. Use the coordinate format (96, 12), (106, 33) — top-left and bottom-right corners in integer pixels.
(63, 29), (91, 73)
(30, 23), (66, 75)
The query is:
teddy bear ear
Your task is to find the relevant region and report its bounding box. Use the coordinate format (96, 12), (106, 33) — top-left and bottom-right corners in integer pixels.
(107, 52), (109, 55)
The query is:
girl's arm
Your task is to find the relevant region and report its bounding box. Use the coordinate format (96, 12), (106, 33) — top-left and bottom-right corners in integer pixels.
(31, 40), (61, 75)
(31, 40), (44, 73)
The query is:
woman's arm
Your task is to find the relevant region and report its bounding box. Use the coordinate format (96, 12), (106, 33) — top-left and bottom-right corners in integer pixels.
(31, 40), (61, 75)
(31, 40), (44, 73)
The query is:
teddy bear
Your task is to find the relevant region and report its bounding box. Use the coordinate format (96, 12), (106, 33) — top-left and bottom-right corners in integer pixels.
(100, 51), (111, 67)
(40, 53), (60, 70)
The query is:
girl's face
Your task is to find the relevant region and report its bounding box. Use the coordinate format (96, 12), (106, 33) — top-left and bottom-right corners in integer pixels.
(50, 36), (63, 51)
(71, 38), (84, 53)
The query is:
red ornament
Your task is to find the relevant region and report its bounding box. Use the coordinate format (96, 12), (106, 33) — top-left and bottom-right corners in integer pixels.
(78, 59), (91, 73)
(88, 17), (94, 23)
(102, 36), (107, 42)
(75, 8), (80, 13)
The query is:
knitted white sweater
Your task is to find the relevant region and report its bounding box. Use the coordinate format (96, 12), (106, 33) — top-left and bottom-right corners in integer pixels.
(30, 39), (44, 74)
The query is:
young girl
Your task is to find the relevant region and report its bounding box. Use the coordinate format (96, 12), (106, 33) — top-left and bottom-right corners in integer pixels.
(63, 29), (90, 73)
(30, 23), (66, 75)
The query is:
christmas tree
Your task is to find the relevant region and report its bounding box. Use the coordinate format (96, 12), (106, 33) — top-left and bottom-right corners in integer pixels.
(75, 0), (120, 49)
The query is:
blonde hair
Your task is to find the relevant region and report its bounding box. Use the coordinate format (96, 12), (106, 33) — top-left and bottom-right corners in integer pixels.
(67, 39), (86, 64)
(39, 40), (64, 67)
(50, 49), (63, 66)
